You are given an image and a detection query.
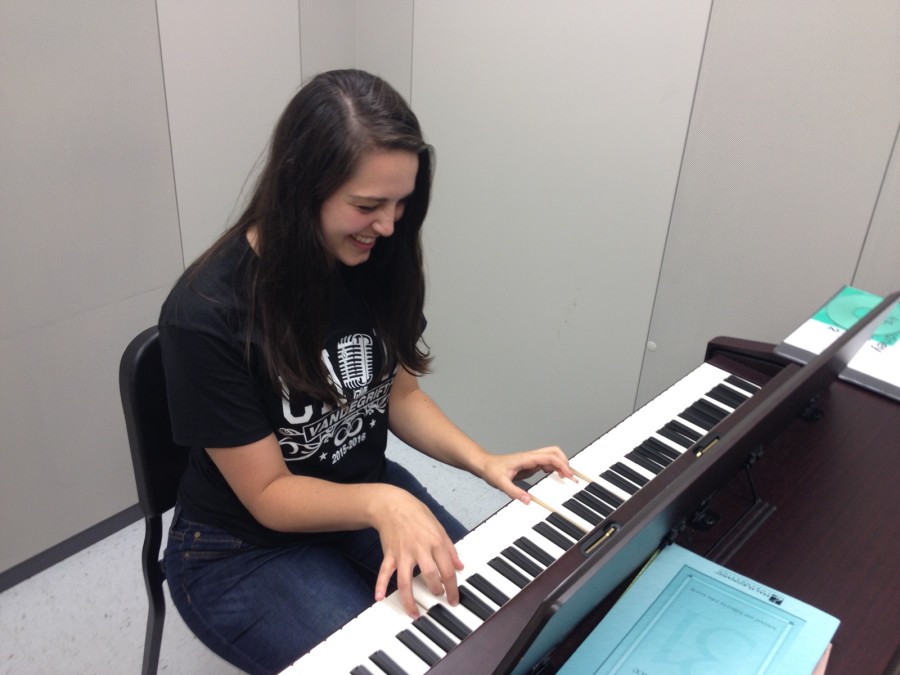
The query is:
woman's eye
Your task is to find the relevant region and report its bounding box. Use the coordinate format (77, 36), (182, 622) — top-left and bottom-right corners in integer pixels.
(356, 205), (377, 214)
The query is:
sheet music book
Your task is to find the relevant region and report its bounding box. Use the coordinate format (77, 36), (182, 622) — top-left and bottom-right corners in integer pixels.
(774, 286), (900, 402)
(558, 544), (838, 675)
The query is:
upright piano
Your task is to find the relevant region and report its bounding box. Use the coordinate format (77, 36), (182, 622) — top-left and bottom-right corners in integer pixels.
(289, 294), (900, 675)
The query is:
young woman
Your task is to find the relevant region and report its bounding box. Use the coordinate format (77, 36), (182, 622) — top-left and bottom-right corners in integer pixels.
(158, 69), (571, 674)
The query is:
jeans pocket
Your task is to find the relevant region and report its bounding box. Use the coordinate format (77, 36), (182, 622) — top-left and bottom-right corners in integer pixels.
(167, 509), (252, 563)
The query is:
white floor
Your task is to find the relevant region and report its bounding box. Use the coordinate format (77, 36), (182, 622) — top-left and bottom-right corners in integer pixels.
(0, 437), (510, 674)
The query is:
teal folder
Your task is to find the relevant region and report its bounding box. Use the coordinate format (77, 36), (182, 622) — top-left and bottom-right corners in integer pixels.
(559, 545), (838, 675)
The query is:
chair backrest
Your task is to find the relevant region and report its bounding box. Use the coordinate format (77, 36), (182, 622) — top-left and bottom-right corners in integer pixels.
(119, 326), (190, 518)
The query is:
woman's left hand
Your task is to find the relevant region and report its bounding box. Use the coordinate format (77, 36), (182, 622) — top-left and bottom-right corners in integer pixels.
(478, 446), (573, 504)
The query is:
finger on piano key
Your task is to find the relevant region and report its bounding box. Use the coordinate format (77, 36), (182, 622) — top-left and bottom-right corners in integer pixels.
(410, 576), (482, 630)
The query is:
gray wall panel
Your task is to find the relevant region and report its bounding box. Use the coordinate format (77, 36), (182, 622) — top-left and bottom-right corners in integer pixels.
(157, 0), (302, 264)
(637, 0), (900, 406)
(357, 0), (414, 101)
(411, 0), (711, 456)
(299, 0), (357, 80)
(0, 0), (181, 573)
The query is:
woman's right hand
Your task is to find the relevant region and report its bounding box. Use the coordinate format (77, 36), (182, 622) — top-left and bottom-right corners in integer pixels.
(371, 486), (465, 618)
(206, 435), (462, 616)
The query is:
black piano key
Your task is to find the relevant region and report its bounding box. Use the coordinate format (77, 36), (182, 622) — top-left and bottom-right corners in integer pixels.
(459, 585), (495, 621)
(368, 650), (409, 675)
(658, 421), (697, 447)
(694, 398), (729, 422)
(562, 498), (603, 526)
(679, 404), (716, 430)
(707, 383), (747, 408)
(584, 482), (624, 509)
(726, 374), (759, 394)
(397, 629), (441, 667)
(642, 436), (680, 462)
(611, 461), (649, 487)
(572, 490), (613, 518)
(514, 536), (556, 566)
(626, 449), (665, 473)
(669, 419), (702, 442)
(466, 572), (510, 607)
(488, 557), (530, 589)
(427, 604), (472, 640)
(533, 521), (576, 551)
(547, 512), (587, 540)
(501, 546), (542, 577)
(633, 441), (673, 466)
(413, 615), (457, 654)
(351, 666), (377, 675)
(600, 469), (639, 495)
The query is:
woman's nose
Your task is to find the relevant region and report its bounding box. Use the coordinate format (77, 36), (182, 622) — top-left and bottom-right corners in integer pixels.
(372, 208), (396, 237)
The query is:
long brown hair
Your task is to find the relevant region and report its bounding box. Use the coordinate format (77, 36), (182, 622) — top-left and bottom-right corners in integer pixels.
(195, 69), (433, 405)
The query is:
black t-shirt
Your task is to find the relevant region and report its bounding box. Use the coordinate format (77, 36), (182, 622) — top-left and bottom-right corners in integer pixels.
(158, 234), (396, 545)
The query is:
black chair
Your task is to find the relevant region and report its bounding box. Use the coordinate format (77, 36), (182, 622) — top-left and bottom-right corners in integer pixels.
(119, 326), (190, 675)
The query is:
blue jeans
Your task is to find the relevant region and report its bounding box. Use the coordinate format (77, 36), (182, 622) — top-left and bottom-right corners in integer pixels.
(163, 460), (468, 675)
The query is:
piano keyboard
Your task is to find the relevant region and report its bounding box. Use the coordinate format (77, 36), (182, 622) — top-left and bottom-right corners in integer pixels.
(286, 362), (760, 674)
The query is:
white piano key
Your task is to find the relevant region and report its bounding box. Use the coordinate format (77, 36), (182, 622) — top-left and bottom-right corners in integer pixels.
(455, 500), (544, 560)
(325, 595), (417, 673)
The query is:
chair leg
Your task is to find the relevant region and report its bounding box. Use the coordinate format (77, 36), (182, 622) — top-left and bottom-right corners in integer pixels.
(141, 516), (165, 675)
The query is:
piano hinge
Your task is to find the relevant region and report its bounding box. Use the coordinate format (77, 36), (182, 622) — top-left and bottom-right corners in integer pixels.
(582, 523), (619, 556)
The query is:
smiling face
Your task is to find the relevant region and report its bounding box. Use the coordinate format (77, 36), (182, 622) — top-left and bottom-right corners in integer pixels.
(319, 148), (419, 266)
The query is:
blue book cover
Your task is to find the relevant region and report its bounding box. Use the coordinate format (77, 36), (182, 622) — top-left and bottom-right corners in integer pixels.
(559, 545), (838, 675)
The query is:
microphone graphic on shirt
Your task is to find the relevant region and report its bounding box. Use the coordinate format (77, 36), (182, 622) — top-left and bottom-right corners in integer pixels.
(278, 333), (380, 458)
(336, 333), (374, 398)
